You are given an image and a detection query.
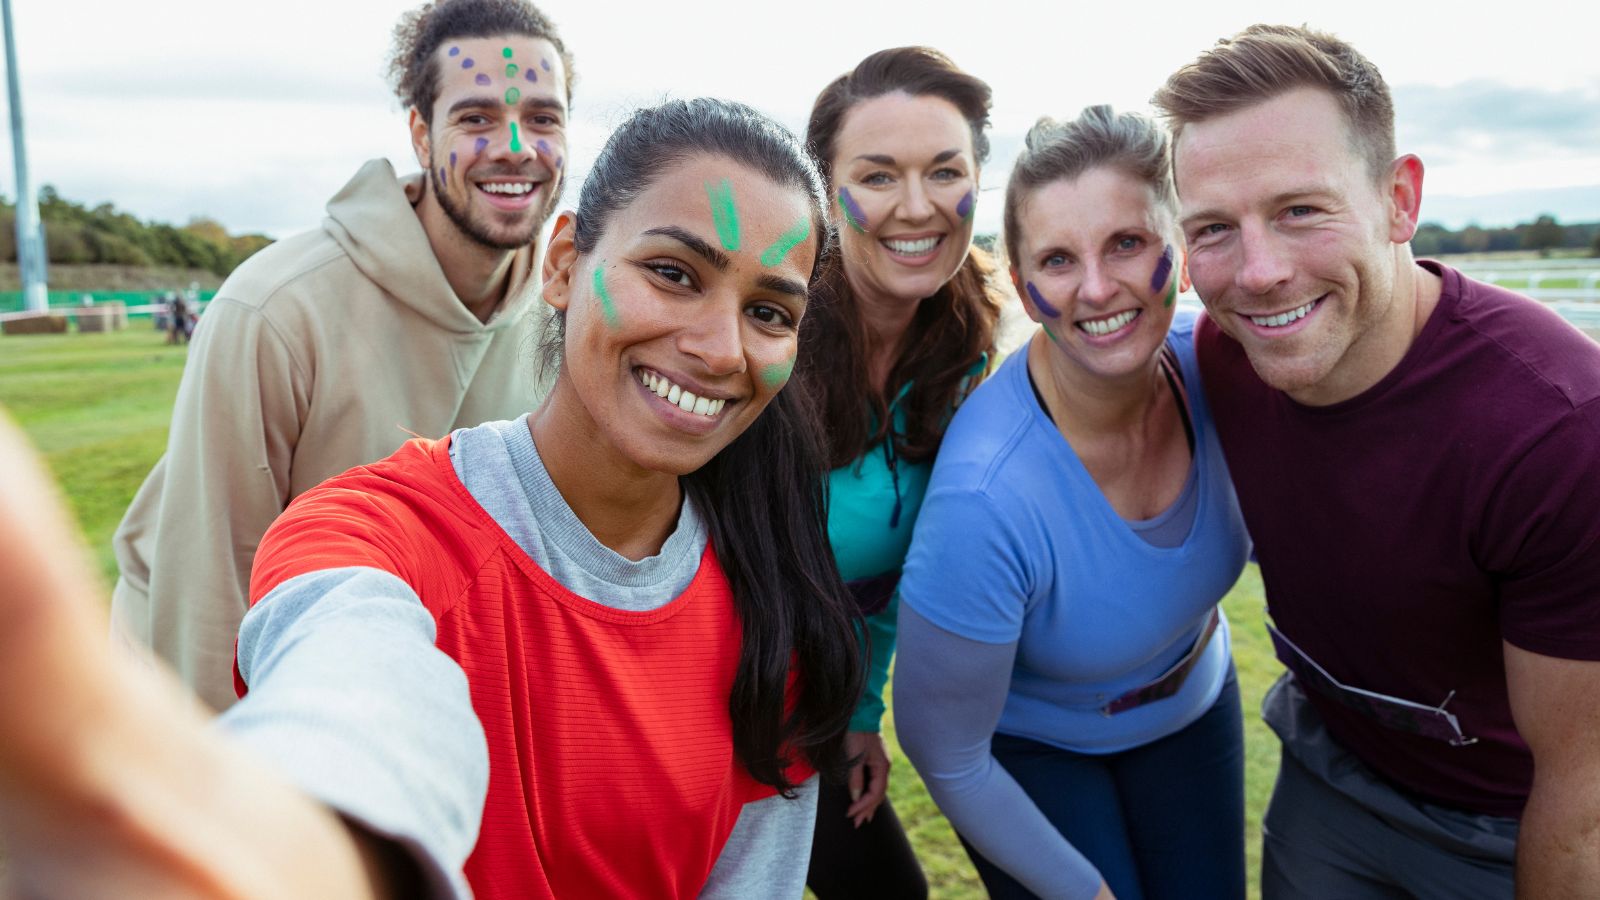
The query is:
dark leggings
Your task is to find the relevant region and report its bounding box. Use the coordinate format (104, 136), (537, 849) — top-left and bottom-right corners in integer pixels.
(806, 781), (928, 899)
(963, 670), (1245, 900)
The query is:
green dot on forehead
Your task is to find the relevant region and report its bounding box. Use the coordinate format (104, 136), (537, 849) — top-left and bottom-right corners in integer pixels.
(505, 87), (521, 105)
(506, 63), (519, 77)
(502, 47), (513, 58)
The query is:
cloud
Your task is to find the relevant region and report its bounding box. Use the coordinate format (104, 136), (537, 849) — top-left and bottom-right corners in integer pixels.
(1394, 81), (1600, 164)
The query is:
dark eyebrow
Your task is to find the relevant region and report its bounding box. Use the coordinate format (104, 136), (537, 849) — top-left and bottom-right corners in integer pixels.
(446, 96), (505, 117)
(643, 226), (729, 271)
(852, 149), (963, 166)
(446, 95), (567, 118)
(756, 273), (809, 299)
(643, 227), (808, 299)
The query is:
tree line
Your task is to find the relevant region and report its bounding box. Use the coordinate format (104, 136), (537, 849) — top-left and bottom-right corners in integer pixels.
(0, 188), (274, 277)
(1411, 215), (1600, 258)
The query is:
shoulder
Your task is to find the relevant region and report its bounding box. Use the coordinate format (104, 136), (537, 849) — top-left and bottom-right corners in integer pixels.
(1432, 263), (1600, 411)
(206, 229), (352, 314)
(933, 352), (1039, 494)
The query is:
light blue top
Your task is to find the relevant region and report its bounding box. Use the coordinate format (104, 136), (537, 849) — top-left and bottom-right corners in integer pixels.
(894, 314), (1249, 898)
(900, 314), (1248, 752)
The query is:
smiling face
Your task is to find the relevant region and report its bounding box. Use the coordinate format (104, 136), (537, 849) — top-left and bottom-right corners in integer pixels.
(1176, 87), (1418, 404)
(412, 34), (568, 250)
(1012, 166), (1182, 383)
(542, 154), (818, 477)
(829, 91), (977, 311)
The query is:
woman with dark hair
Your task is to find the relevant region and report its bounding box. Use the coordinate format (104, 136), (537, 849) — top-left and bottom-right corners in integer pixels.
(0, 98), (861, 900)
(894, 106), (1250, 900)
(801, 46), (1004, 898)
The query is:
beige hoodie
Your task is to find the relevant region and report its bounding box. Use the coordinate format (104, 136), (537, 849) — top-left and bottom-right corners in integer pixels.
(112, 159), (554, 710)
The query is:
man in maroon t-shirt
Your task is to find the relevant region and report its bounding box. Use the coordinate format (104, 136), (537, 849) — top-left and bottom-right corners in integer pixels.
(1156, 25), (1600, 899)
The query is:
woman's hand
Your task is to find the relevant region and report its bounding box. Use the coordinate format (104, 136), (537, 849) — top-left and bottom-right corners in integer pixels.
(842, 730), (892, 827)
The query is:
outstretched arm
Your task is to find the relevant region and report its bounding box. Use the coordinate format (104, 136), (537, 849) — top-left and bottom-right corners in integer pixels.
(895, 606), (1111, 900)
(0, 412), (401, 900)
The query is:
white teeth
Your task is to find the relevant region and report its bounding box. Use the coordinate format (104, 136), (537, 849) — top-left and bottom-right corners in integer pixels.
(1077, 309), (1139, 336)
(884, 236), (939, 255)
(637, 369), (728, 418)
(1250, 300), (1316, 328)
(480, 182), (533, 195)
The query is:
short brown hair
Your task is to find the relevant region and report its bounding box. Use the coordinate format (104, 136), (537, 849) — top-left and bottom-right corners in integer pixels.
(388, 0), (575, 123)
(1152, 24), (1395, 180)
(1002, 105), (1176, 274)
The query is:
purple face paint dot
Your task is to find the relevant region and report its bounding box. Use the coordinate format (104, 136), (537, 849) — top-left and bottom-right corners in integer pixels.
(1150, 244), (1175, 294)
(474, 137), (489, 155)
(956, 189), (975, 222)
(449, 151), (457, 169)
(448, 46), (460, 57)
(555, 156), (564, 169)
(475, 73), (491, 86)
(540, 58), (551, 71)
(1026, 282), (1062, 319)
(524, 68), (538, 83)
(461, 57), (475, 69)
(535, 139), (551, 155)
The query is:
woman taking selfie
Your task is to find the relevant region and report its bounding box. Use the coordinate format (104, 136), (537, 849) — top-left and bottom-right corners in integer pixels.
(0, 98), (862, 900)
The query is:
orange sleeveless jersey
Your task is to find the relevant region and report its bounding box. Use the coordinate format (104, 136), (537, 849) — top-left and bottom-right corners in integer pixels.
(242, 437), (809, 898)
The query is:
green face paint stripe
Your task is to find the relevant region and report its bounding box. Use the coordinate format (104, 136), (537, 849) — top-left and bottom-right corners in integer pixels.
(759, 217), (811, 267)
(1165, 277), (1179, 308)
(760, 357), (796, 389)
(509, 121), (523, 153)
(593, 264), (621, 329)
(1041, 321), (1059, 342)
(706, 179), (741, 251)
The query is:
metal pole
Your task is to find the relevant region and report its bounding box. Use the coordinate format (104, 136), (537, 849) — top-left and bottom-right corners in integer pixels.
(3, 0), (47, 313)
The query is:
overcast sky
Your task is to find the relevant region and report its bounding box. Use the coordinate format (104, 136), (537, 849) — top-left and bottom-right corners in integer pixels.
(5, 0), (1597, 238)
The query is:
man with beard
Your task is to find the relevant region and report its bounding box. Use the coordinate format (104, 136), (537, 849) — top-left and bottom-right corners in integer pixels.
(112, 0), (574, 712)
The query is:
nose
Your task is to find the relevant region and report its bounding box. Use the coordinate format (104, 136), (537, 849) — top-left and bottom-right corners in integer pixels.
(898, 178), (935, 223)
(677, 301), (746, 377)
(1079, 259), (1118, 307)
(1235, 223), (1293, 296)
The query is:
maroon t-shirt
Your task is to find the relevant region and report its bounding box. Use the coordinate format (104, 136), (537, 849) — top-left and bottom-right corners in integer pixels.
(1199, 261), (1600, 817)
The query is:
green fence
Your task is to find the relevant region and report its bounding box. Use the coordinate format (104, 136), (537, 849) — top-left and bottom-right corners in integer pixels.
(0, 290), (219, 317)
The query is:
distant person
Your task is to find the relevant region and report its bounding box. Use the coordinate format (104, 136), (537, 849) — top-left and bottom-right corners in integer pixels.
(0, 96), (860, 900)
(166, 291), (190, 344)
(895, 106), (1248, 900)
(1155, 25), (1600, 898)
(800, 46), (1004, 898)
(112, 0), (574, 710)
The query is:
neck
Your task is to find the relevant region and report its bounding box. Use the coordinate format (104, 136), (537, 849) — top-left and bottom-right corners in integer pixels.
(1028, 330), (1163, 439)
(527, 378), (681, 561)
(847, 271), (924, 392)
(414, 190), (521, 324)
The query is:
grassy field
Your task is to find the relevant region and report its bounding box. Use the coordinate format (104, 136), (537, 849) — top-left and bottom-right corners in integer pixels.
(0, 328), (1285, 897)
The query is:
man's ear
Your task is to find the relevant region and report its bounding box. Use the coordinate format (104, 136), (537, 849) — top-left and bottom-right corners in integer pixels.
(408, 106), (431, 170)
(541, 211), (580, 312)
(1387, 154), (1425, 244)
